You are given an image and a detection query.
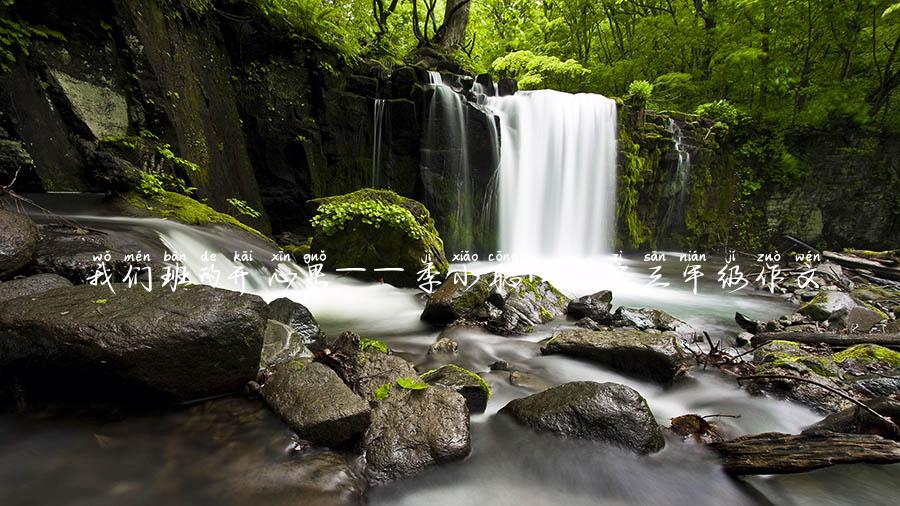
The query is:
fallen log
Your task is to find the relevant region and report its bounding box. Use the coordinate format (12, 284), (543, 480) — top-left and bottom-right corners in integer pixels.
(709, 432), (900, 475)
(822, 251), (900, 282)
(751, 332), (900, 349)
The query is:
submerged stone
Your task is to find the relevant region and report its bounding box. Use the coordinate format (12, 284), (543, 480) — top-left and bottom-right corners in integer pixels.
(499, 381), (665, 454)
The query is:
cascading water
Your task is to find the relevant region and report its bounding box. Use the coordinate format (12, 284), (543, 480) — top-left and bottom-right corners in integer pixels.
(657, 118), (693, 244)
(421, 76), (500, 253)
(371, 98), (386, 186)
(426, 71), (443, 85)
(485, 91), (618, 258)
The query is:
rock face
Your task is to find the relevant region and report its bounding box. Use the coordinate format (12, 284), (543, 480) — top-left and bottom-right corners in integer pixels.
(32, 224), (149, 283)
(259, 320), (313, 372)
(421, 272), (570, 335)
(48, 69), (129, 140)
(541, 328), (689, 384)
(567, 290), (613, 323)
(261, 362), (371, 447)
(499, 381), (665, 454)
(421, 364), (491, 413)
(0, 284), (267, 403)
(267, 297), (324, 346)
(309, 189), (448, 288)
(0, 209), (39, 278)
(364, 387), (471, 484)
(0, 273), (72, 303)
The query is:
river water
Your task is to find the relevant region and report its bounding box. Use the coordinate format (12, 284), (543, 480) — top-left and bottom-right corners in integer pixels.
(1, 197), (897, 505)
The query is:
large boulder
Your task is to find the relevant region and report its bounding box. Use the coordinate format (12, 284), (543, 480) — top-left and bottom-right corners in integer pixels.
(268, 297), (324, 346)
(363, 387), (471, 484)
(0, 273), (72, 303)
(541, 328), (689, 384)
(499, 381), (665, 454)
(0, 284), (267, 403)
(799, 291), (865, 322)
(421, 272), (570, 335)
(567, 290), (613, 324)
(309, 189), (448, 288)
(261, 362), (371, 447)
(421, 364), (491, 413)
(32, 224), (147, 283)
(0, 208), (39, 278)
(355, 348), (418, 402)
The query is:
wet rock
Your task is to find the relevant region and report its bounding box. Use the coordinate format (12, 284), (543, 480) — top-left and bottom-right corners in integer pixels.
(574, 317), (605, 330)
(268, 297), (324, 346)
(355, 349), (418, 402)
(421, 364), (490, 413)
(0, 273), (71, 303)
(508, 370), (551, 391)
(88, 148), (142, 194)
(736, 332), (754, 347)
(421, 272), (570, 335)
(225, 450), (366, 506)
(0, 284), (267, 403)
(805, 398), (900, 441)
(489, 360), (511, 371)
(849, 371), (900, 398)
(747, 341), (850, 413)
(0, 208), (39, 278)
(428, 336), (458, 355)
(309, 189), (448, 288)
(735, 312), (762, 333)
(815, 262), (852, 289)
(497, 77), (518, 96)
(475, 74), (496, 96)
(260, 320), (313, 372)
(261, 362), (371, 447)
(835, 306), (885, 332)
(541, 328), (689, 384)
(32, 224), (143, 283)
(799, 291), (863, 322)
(613, 306), (694, 334)
(363, 387), (470, 484)
(833, 344), (900, 372)
(499, 381), (665, 454)
(567, 290), (613, 324)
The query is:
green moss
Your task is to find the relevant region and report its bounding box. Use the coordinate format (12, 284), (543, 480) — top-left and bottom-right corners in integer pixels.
(360, 338), (388, 354)
(128, 191), (269, 241)
(755, 340), (838, 378)
(539, 306), (553, 321)
(420, 364), (492, 398)
(373, 382), (391, 400)
(834, 344), (900, 367)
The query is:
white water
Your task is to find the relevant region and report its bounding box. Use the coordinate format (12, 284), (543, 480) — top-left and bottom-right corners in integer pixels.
(486, 91), (618, 258)
(658, 118), (693, 243)
(371, 98), (386, 186)
(426, 71), (443, 85)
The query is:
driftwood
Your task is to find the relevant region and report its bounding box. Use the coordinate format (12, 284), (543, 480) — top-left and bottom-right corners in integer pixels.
(751, 332), (900, 349)
(709, 432), (900, 475)
(823, 251), (900, 282)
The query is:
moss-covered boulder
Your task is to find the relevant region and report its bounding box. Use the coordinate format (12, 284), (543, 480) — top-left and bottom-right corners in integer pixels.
(126, 191), (270, 241)
(834, 344), (900, 369)
(309, 189), (448, 288)
(420, 272), (570, 335)
(747, 340), (850, 413)
(421, 364), (491, 413)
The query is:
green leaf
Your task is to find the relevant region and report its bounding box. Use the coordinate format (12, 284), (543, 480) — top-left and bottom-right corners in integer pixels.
(373, 383), (391, 400)
(396, 377), (428, 391)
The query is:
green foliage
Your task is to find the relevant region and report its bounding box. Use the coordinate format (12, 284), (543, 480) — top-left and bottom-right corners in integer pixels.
(492, 50), (590, 92)
(373, 382), (391, 400)
(129, 191), (269, 240)
(395, 376), (428, 391)
(226, 198), (262, 219)
(311, 199), (428, 240)
(695, 100), (742, 126)
(627, 80), (653, 103)
(248, 0), (367, 58)
(360, 337), (388, 354)
(0, 1), (65, 72)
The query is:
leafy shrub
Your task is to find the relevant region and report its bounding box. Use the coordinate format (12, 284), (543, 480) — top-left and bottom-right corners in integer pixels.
(0, 0), (65, 72)
(311, 200), (427, 240)
(360, 337), (388, 354)
(627, 80), (653, 102)
(249, 0), (361, 58)
(226, 198), (262, 219)
(695, 100), (743, 126)
(492, 50), (590, 92)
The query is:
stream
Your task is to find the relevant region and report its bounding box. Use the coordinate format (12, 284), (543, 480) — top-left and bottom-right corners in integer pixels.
(1, 196), (897, 505)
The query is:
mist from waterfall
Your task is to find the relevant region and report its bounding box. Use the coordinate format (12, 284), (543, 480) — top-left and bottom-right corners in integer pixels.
(485, 90), (618, 258)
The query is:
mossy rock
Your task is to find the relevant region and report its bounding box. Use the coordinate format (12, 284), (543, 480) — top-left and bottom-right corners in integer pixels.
(127, 191), (270, 241)
(753, 340), (841, 378)
(834, 344), (900, 368)
(749, 341), (852, 413)
(309, 189), (448, 288)
(420, 364), (490, 413)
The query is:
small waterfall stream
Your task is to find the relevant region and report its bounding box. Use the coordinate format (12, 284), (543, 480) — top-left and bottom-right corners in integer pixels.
(485, 91), (618, 258)
(371, 99), (386, 186)
(657, 118), (693, 244)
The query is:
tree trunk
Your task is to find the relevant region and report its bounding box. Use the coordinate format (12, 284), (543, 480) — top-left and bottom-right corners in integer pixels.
(436, 0), (471, 49)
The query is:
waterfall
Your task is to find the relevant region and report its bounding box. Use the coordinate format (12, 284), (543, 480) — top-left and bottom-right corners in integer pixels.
(426, 71), (443, 85)
(658, 118), (692, 243)
(371, 98), (386, 186)
(485, 90), (618, 258)
(421, 79), (500, 254)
